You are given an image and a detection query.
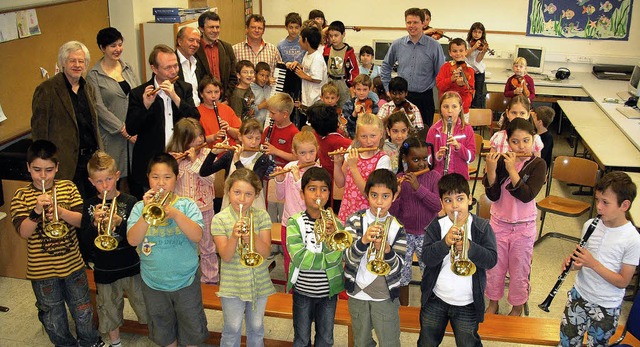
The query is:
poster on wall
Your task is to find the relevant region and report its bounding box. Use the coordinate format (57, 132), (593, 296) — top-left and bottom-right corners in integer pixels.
(527, 0), (632, 40)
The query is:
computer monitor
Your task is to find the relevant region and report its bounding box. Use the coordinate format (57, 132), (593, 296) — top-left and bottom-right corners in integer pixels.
(628, 62), (640, 97)
(515, 45), (545, 74)
(372, 40), (394, 65)
(440, 43), (451, 62)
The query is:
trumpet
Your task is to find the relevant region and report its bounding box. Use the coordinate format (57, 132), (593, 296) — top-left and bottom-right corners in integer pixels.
(328, 147), (378, 156)
(142, 188), (172, 227)
(450, 211), (476, 276)
(443, 118), (453, 175)
(147, 76), (179, 96)
(41, 179), (69, 239)
(95, 192), (118, 251)
(268, 162), (316, 178)
(480, 152), (532, 158)
(366, 208), (392, 276)
(238, 204), (264, 267)
(313, 199), (352, 251)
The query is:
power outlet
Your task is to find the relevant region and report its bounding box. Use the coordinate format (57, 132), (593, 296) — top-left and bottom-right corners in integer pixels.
(577, 56), (592, 63)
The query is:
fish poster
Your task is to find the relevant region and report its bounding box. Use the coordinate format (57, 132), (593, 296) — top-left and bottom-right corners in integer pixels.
(527, 0), (633, 40)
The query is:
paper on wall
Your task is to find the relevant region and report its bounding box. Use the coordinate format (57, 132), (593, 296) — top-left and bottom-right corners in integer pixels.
(0, 12), (18, 43)
(0, 103), (7, 123)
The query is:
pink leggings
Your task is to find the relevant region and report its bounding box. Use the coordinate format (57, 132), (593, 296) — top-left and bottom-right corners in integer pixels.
(485, 217), (536, 306)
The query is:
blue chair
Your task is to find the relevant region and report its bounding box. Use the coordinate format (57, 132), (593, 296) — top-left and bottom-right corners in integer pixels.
(611, 293), (640, 346)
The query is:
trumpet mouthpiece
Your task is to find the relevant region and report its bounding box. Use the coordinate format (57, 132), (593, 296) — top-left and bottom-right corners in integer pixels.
(453, 210), (459, 225)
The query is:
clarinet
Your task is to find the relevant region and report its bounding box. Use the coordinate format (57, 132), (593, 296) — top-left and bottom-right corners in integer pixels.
(443, 118), (453, 175)
(538, 216), (601, 312)
(263, 119), (276, 177)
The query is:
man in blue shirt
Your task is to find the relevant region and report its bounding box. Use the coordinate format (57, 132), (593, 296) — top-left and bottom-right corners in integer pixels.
(381, 7), (445, 128)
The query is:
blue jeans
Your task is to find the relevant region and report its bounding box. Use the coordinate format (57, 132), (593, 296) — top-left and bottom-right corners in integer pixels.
(292, 289), (337, 347)
(418, 295), (482, 347)
(31, 268), (100, 347)
(220, 295), (268, 347)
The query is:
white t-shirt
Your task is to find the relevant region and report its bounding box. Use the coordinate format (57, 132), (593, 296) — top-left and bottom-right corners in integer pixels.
(433, 215), (474, 306)
(301, 49), (327, 107)
(465, 48), (486, 74)
(575, 218), (640, 308)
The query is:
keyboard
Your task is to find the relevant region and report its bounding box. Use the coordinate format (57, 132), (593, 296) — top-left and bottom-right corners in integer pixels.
(616, 106), (640, 119)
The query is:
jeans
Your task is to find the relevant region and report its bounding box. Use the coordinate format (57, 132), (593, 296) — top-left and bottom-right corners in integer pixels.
(220, 295), (268, 347)
(418, 295), (482, 347)
(292, 289), (337, 347)
(31, 268), (100, 347)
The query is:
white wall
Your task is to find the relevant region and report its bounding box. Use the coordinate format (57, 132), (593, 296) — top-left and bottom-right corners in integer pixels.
(108, 0), (189, 82)
(259, 0), (640, 73)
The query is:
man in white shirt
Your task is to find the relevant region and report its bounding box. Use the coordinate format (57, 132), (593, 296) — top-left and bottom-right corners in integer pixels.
(176, 26), (203, 106)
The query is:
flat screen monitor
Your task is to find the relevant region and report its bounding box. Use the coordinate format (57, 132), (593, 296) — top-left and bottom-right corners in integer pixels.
(373, 40), (394, 65)
(441, 43), (451, 62)
(628, 62), (640, 97)
(515, 45), (545, 74)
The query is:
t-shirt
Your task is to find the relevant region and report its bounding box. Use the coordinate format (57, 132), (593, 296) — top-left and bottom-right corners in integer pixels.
(262, 122), (299, 167)
(127, 195), (204, 291)
(278, 36), (305, 64)
(301, 50), (328, 107)
(315, 132), (352, 181)
(328, 45), (348, 77)
(82, 193), (140, 284)
(250, 82), (272, 128)
(290, 212), (330, 297)
(11, 180), (85, 280)
(198, 103), (241, 147)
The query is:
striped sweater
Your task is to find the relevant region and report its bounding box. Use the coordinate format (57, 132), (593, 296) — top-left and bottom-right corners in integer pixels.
(343, 209), (407, 300)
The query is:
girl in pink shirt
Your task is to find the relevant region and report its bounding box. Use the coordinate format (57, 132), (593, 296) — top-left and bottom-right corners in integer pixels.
(482, 118), (547, 316)
(426, 91), (476, 179)
(273, 130), (320, 276)
(167, 118), (218, 283)
(490, 95), (543, 156)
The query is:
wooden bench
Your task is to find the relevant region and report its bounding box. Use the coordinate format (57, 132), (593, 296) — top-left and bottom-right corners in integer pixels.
(86, 270), (639, 347)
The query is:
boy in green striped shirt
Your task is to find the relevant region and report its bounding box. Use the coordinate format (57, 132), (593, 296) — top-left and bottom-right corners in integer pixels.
(286, 167), (345, 346)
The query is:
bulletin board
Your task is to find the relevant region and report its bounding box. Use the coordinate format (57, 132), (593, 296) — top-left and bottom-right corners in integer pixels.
(0, 0), (109, 145)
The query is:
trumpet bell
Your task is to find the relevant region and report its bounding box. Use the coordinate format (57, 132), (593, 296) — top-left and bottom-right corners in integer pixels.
(240, 252), (264, 267)
(451, 260), (476, 277)
(44, 221), (69, 239)
(142, 204), (166, 226)
(366, 259), (390, 276)
(328, 231), (353, 251)
(95, 235), (118, 251)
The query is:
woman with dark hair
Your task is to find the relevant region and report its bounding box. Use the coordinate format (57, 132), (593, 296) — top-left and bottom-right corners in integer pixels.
(87, 27), (140, 191)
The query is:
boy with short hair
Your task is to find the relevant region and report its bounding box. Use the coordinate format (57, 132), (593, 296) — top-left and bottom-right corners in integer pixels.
(127, 153), (208, 347)
(10, 140), (104, 347)
(558, 171), (640, 347)
(358, 45), (381, 78)
(532, 105), (555, 169)
(286, 26), (327, 110)
(261, 92), (299, 167)
(436, 38), (476, 118)
(323, 20), (359, 107)
(83, 151), (147, 347)
(343, 169), (407, 347)
(317, 82), (345, 134)
(418, 173), (497, 347)
(377, 76), (424, 130)
(278, 12), (304, 64)
(229, 60), (256, 121)
(286, 167), (345, 346)
(250, 62), (273, 128)
(343, 74), (379, 138)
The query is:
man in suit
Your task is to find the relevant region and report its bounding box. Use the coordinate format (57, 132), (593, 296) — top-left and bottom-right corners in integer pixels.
(31, 40), (103, 199)
(176, 26), (203, 106)
(195, 11), (237, 100)
(125, 44), (199, 199)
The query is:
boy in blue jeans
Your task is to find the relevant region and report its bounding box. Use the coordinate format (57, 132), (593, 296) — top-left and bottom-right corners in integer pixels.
(10, 140), (104, 347)
(127, 153), (208, 347)
(418, 173), (497, 347)
(286, 167), (345, 346)
(343, 169), (406, 347)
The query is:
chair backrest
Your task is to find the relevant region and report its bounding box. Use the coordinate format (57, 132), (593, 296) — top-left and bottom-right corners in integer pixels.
(551, 156), (599, 188)
(433, 113), (441, 124)
(477, 194), (492, 219)
(474, 133), (484, 157)
(486, 92), (508, 113)
(468, 109), (493, 127)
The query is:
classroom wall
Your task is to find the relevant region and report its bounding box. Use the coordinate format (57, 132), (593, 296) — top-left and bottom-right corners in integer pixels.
(259, 0), (640, 73)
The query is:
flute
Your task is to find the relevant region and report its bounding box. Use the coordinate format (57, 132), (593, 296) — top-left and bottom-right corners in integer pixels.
(147, 76), (180, 96)
(174, 143), (209, 160)
(397, 167), (431, 184)
(481, 152), (533, 158)
(268, 162), (316, 178)
(328, 147), (378, 156)
(210, 143), (263, 153)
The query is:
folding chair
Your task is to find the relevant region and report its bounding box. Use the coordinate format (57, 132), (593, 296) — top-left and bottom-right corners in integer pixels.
(535, 156), (599, 245)
(610, 292), (640, 346)
(468, 133), (485, 197)
(468, 108), (493, 138)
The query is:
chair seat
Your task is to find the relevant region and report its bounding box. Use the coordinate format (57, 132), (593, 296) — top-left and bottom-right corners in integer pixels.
(469, 166), (478, 175)
(537, 196), (591, 216)
(482, 139), (491, 152)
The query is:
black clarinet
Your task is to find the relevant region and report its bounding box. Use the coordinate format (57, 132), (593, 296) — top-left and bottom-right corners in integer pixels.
(213, 101), (221, 128)
(263, 119), (276, 177)
(538, 216), (601, 312)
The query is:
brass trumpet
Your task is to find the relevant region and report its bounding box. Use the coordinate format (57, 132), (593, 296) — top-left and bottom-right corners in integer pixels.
(142, 189), (172, 227)
(366, 208), (392, 276)
(95, 192), (118, 251)
(450, 211), (476, 276)
(238, 204), (264, 267)
(313, 199), (352, 251)
(41, 179), (69, 239)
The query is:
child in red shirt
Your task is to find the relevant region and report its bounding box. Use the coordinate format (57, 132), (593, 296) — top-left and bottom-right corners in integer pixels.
(261, 93), (299, 167)
(436, 38), (475, 119)
(198, 76), (241, 147)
